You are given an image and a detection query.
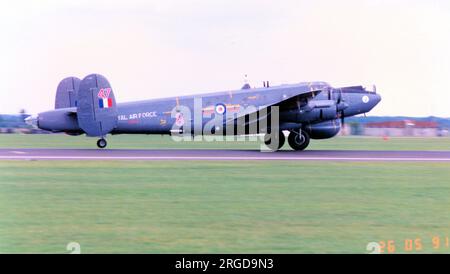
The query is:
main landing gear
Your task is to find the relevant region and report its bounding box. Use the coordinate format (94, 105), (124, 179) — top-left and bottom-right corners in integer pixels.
(263, 130), (310, 151)
(97, 138), (107, 149)
(288, 130), (310, 151)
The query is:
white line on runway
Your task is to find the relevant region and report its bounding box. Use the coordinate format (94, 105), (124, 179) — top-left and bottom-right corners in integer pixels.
(10, 151), (27, 154)
(1, 156), (450, 161)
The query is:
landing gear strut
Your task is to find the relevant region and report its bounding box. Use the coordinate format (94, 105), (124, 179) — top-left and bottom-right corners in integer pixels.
(97, 138), (107, 149)
(264, 131), (285, 151)
(288, 130), (310, 151)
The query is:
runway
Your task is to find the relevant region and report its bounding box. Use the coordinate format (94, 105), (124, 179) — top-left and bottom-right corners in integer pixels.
(1, 148), (450, 161)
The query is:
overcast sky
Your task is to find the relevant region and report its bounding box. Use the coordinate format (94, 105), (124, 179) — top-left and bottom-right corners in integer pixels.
(0, 0), (449, 117)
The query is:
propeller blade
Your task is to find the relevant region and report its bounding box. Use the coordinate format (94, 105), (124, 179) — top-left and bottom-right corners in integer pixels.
(336, 89), (342, 103)
(336, 109), (344, 126)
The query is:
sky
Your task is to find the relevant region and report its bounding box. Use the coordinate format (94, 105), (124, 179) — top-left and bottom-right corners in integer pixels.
(0, 0), (449, 117)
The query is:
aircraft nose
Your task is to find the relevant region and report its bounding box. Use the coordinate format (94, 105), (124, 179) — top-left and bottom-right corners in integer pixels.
(371, 93), (381, 106)
(340, 87), (381, 117)
(363, 92), (381, 112)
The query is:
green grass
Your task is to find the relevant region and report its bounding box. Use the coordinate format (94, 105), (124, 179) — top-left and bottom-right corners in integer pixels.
(0, 134), (449, 150)
(1, 160), (450, 253)
(1, 135), (449, 253)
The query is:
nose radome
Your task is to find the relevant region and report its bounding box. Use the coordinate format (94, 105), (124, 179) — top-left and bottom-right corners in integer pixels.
(373, 93), (381, 103)
(372, 93), (381, 107)
(364, 93), (381, 111)
(362, 93), (381, 105)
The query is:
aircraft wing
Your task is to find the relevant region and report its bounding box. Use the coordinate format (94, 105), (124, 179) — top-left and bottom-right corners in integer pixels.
(224, 85), (326, 127)
(66, 109), (77, 116)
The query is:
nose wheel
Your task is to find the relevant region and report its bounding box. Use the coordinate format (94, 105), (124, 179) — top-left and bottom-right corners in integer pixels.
(97, 138), (107, 149)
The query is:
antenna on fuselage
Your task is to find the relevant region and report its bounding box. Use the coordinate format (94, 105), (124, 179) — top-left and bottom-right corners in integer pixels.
(241, 74), (251, 89)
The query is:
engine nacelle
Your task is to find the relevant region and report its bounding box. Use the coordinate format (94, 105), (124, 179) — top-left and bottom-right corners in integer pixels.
(304, 119), (341, 139)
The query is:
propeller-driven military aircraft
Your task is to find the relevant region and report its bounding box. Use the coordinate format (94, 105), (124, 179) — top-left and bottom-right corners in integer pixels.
(27, 74), (381, 151)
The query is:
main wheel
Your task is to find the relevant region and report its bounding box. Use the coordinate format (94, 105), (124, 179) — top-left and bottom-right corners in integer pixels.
(264, 131), (285, 151)
(97, 138), (107, 149)
(288, 130), (310, 151)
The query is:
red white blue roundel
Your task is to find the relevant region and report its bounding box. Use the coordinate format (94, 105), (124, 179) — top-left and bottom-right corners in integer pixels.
(215, 103), (226, 114)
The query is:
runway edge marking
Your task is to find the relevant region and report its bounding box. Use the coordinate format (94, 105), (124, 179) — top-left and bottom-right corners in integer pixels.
(1, 156), (450, 161)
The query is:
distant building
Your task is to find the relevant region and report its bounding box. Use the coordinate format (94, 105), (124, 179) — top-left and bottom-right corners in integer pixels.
(364, 120), (439, 137)
(0, 114), (39, 134)
(339, 123), (364, 136)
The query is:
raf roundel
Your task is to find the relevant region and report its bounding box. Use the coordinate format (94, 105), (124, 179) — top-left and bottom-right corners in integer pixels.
(362, 95), (370, 104)
(215, 103), (226, 115)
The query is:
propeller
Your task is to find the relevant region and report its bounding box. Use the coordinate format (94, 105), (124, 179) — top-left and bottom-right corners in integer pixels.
(335, 88), (347, 126)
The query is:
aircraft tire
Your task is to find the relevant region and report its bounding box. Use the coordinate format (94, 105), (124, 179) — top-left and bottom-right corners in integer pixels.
(97, 138), (107, 149)
(288, 130), (310, 151)
(264, 131), (285, 151)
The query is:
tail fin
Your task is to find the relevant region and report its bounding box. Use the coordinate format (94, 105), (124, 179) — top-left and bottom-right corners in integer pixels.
(55, 77), (80, 109)
(77, 74), (118, 137)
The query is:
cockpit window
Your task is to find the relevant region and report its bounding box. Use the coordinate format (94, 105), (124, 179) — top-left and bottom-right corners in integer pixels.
(341, 86), (373, 94)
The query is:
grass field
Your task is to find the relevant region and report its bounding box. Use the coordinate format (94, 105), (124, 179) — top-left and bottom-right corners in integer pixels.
(0, 133), (449, 150)
(0, 135), (449, 253)
(1, 160), (450, 254)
